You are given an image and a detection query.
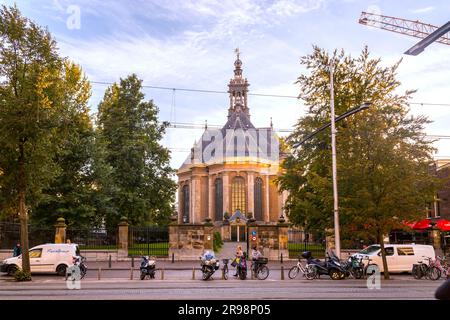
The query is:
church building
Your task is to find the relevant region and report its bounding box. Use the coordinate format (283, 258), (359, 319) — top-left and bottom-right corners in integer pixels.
(177, 51), (288, 242)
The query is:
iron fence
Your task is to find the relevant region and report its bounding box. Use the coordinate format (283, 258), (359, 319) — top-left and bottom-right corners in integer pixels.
(66, 228), (117, 250)
(288, 229), (326, 259)
(0, 222), (54, 250)
(128, 226), (169, 257)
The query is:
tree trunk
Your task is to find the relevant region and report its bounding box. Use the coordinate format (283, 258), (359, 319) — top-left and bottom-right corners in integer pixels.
(378, 229), (390, 280)
(18, 141), (31, 276)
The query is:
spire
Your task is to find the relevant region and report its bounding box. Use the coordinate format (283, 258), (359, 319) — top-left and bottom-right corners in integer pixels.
(228, 48), (250, 119)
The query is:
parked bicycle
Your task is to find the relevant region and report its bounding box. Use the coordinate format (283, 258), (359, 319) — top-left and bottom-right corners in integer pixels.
(362, 257), (379, 279)
(435, 255), (450, 279)
(412, 256), (441, 280)
(288, 256), (316, 280)
(341, 256), (364, 279)
(251, 257), (269, 280)
(222, 259), (229, 280)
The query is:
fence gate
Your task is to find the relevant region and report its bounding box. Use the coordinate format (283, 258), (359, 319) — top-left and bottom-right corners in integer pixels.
(288, 229), (326, 259)
(128, 226), (169, 257)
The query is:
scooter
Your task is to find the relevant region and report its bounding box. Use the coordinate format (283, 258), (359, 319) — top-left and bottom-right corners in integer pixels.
(235, 253), (248, 280)
(140, 256), (156, 280)
(301, 251), (345, 280)
(200, 251), (220, 280)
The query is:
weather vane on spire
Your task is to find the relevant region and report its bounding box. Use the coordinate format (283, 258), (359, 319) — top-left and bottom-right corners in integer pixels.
(235, 47), (240, 60)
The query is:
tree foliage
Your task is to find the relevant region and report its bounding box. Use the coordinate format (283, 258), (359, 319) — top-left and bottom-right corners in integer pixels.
(97, 74), (176, 228)
(277, 46), (440, 276)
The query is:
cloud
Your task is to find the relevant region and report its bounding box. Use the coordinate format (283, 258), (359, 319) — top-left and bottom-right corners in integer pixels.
(411, 6), (435, 14)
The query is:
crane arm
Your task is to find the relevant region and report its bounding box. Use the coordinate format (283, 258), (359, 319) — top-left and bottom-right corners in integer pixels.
(359, 11), (450, 46)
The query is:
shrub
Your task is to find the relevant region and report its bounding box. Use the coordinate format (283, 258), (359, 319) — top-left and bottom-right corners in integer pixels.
(213, 231), (224, 252)
(14, 269), (31, 282)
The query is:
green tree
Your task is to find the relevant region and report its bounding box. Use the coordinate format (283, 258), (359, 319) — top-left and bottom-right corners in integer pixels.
(277, 46), (440, 279)
(97, 74), (176, 228)
(0, 6), (90, 274)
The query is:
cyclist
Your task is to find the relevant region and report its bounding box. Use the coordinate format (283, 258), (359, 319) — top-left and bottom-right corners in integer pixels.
(251, 245), (263, 274)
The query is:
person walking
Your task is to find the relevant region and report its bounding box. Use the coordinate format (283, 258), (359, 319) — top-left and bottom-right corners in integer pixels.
(232, 245), (244, 277)
(13, 242), (22, 257)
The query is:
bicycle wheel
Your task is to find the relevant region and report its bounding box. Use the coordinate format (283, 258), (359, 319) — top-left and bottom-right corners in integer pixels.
(257, 266), (269, 280)
(305, 265), (317, 280)
(412, 265), (423, 279)
(428, 266), (441, 281)
(288, 266), (300, 279)
(223, 265), (228, 280)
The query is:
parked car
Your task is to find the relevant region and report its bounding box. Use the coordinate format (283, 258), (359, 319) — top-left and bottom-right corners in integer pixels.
(352, 244), (435, 273)
(0, 243), (81, 276)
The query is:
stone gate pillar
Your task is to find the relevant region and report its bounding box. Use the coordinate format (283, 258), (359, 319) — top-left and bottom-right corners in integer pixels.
(117, 216), (129, 259)
(54, 217), (67, 244)
(277, 216), (289, 260)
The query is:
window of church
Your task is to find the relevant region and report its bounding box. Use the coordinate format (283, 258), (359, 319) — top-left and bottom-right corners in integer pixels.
(214, 178), (223, 221)
(182, 185), (190, 223)
(254, 177), (263, 221)
(231, 176), (246, 213)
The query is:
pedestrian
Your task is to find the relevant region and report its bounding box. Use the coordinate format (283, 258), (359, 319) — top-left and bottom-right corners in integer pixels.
(13, 242), (22, 257)
(232, 245), (244, 277)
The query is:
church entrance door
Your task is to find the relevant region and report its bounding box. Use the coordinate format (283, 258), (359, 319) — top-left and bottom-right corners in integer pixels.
(231, 225), (246, 242)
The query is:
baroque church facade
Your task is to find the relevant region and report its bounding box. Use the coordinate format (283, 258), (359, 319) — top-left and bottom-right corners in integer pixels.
(177, 51), (288, 242)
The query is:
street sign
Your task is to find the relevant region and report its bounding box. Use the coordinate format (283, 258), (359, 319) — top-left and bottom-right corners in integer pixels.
(252, 236), (256, 241)
(251, 231), (257, 236)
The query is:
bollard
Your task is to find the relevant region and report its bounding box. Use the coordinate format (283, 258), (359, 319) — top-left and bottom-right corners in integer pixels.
(222, 267), (225, 280)
(172, 253), (175, 264)
(98, 267), (101, 280)
(192, 267), (195, 280)
(280, 266), (285, 280)
(131, 256), (134, 268)
(161, 268), (164, 280)
(280, 253), (283, 264)
(108, 255), (112, 269)
(130, 267), (133, 280)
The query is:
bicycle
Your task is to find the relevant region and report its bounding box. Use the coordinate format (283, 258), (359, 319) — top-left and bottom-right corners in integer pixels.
(412, 256), (441, 280)
(362, 257), (379, 279)
(435, 255), (450, 279)
(288, 257), (316, 280)
(222, 259), (229, 280)
(251, 257), (270, 280)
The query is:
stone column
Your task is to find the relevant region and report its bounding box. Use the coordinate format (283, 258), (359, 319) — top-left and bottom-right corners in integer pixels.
(117, 216), (129, 259)
(191, 177), (196, 224)
(178, 183), (183, 224)
(208, 175), (214, 221)
(54, 217), (67, 244)
(223, 174), (230, 215)
(247, 172), (254, 217)
(264, 175), (270, 222)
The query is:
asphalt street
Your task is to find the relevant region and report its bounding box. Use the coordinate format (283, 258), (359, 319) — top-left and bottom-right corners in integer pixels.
(0, 271), (445, 300)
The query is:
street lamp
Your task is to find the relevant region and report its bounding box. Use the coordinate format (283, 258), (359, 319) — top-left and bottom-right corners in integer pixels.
(404, 21), (450, 56)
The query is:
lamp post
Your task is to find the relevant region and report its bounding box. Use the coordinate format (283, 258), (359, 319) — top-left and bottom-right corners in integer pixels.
(329, 61), (340, 258)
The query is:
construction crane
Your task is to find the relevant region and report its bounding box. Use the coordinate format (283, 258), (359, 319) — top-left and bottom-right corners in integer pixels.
(358, 11), (450, 55)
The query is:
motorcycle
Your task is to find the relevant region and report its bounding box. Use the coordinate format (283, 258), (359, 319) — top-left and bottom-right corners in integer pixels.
(341, 255), (364, 279)
(140, 256), (156, 280)
(301, 251), (345, 280)
(67, 255), (87, 280)
(200, 251), (220, 280)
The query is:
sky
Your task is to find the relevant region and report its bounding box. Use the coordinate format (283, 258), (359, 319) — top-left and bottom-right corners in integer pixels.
(4, 0), (450, 170)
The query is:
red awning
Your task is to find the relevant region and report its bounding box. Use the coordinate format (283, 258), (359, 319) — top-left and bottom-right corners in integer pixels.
(412, 219), (432, 230)
(436, 219), (450, 232)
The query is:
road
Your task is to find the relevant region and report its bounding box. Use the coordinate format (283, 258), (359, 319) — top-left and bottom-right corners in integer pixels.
(0, 272), (444, 300)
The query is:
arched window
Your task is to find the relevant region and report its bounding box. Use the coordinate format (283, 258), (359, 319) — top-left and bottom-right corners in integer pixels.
(254, 177), (263, 221)
(214, 178), (223, 221)
(182, 185), (190, 223)
(231, 176), (246, 213)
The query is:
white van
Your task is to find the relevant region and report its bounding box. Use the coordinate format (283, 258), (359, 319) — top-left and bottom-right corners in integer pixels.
(352, 244), (435, 273)
(0, 243), (80, 276)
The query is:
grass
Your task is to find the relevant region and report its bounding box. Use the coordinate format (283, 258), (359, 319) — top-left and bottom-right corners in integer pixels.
(128, 243), (169, 257)
(288, 243), (326, 259)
